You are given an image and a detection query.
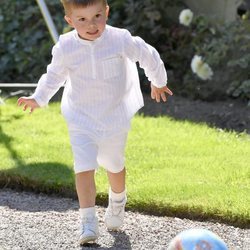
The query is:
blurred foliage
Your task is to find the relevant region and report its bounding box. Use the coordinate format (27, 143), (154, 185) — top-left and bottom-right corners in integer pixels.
(0, 0), (249, 103)
(0, 0), (64, 83)
(182, 15), (250, 102)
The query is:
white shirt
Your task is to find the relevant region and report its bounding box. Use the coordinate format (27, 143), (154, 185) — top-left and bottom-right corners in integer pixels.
(32, 25), (168, 132)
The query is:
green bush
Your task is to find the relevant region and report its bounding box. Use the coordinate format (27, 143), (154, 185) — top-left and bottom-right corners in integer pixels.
(182, 15), (250, 103)
(0, 0), (64, 83)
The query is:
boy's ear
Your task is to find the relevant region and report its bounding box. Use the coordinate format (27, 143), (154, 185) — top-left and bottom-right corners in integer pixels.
(64, 15), (73, 27)
(106, 5), (110, 19)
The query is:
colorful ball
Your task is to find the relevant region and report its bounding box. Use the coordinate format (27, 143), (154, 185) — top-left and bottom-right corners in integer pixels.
(167, 228), (228, 250)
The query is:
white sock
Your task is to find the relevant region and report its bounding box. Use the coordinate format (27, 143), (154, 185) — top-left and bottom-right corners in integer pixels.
(109, 188), (126, 202)
(79, 207), (96, 218)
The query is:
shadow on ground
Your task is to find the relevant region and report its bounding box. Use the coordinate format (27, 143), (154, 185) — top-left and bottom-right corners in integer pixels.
(140, 94), (250, 134)
(0, 109), (76, 211)
(0, 163), (76, 214)
(80, 231), (132, 250)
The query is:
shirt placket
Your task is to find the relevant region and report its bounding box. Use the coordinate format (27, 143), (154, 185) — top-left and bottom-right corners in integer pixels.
(90, 45), (97, 79)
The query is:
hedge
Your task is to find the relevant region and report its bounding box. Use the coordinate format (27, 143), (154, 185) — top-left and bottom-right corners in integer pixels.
(1, 0), (249, 102)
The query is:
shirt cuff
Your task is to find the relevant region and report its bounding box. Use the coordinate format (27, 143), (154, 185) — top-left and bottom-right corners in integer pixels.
(151, 81), (168, 88)
(30, 94), (48, 107)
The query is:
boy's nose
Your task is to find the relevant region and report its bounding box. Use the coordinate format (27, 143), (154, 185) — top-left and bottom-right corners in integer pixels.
(89, 20), (97, 27)
(89, 24), (96, 29)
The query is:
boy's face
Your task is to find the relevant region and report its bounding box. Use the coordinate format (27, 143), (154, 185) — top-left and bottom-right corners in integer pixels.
(64, 2), (109, 41)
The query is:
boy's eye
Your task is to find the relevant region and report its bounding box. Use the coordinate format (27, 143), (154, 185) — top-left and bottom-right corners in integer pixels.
(96, 14), (101, 18)
(79, 18), (86, 22)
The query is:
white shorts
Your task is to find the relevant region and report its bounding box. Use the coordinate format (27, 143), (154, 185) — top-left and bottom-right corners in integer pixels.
(67, 124), (128, 174)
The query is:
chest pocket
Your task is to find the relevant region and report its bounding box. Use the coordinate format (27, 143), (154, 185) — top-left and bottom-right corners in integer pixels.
(102, 56), (124, 80)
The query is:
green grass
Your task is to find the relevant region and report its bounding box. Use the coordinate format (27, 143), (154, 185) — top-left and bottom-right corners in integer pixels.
(0, 98), (250, 227)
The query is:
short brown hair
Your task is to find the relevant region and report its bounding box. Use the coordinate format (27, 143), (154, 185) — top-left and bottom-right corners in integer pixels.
(61, 0), (107, 14)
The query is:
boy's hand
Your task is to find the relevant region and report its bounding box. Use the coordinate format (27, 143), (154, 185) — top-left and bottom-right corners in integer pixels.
(17, 97), (40, 114)
(151, 84), (173, 103)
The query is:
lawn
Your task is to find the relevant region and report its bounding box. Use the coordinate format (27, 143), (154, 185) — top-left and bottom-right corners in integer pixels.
(0, 98), (249, 227)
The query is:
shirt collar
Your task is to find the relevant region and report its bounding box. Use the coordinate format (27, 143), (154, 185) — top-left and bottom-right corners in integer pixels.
(74, 26), (108, 46)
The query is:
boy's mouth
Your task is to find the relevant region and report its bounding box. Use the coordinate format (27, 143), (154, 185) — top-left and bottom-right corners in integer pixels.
(87, 30), (99, 36)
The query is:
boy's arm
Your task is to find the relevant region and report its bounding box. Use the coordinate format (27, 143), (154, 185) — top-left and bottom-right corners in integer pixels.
(123, 30), (172, 101)
(21, 41), (68, 110)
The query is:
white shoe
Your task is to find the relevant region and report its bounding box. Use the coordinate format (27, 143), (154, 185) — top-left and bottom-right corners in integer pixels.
(104, 197), (127, 230)
(79, 216), (99, 245)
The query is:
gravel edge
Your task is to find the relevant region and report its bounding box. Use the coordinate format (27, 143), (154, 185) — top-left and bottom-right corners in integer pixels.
(0, 189), (249, 250)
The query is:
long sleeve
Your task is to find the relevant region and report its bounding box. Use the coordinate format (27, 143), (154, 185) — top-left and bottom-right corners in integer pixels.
(123, 30), (167, 88)
(31, 42), (68, 107)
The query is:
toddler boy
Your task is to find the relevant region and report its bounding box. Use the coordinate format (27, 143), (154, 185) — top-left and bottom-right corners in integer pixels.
(18, 0), (173, 245)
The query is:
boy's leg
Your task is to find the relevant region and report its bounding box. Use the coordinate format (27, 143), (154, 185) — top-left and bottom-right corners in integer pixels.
(76, 170), (99, 245)
(76, 170), (96, 208)
(67, 124), (100, 244)
(97, 132), (128, 230)
(105, 168), (127, 230)
(106, 167), (126, 193)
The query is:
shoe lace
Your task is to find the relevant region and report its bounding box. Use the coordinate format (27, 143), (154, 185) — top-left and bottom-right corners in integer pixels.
(108, 199), (126, 216)
(81, 217), (96, 234)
